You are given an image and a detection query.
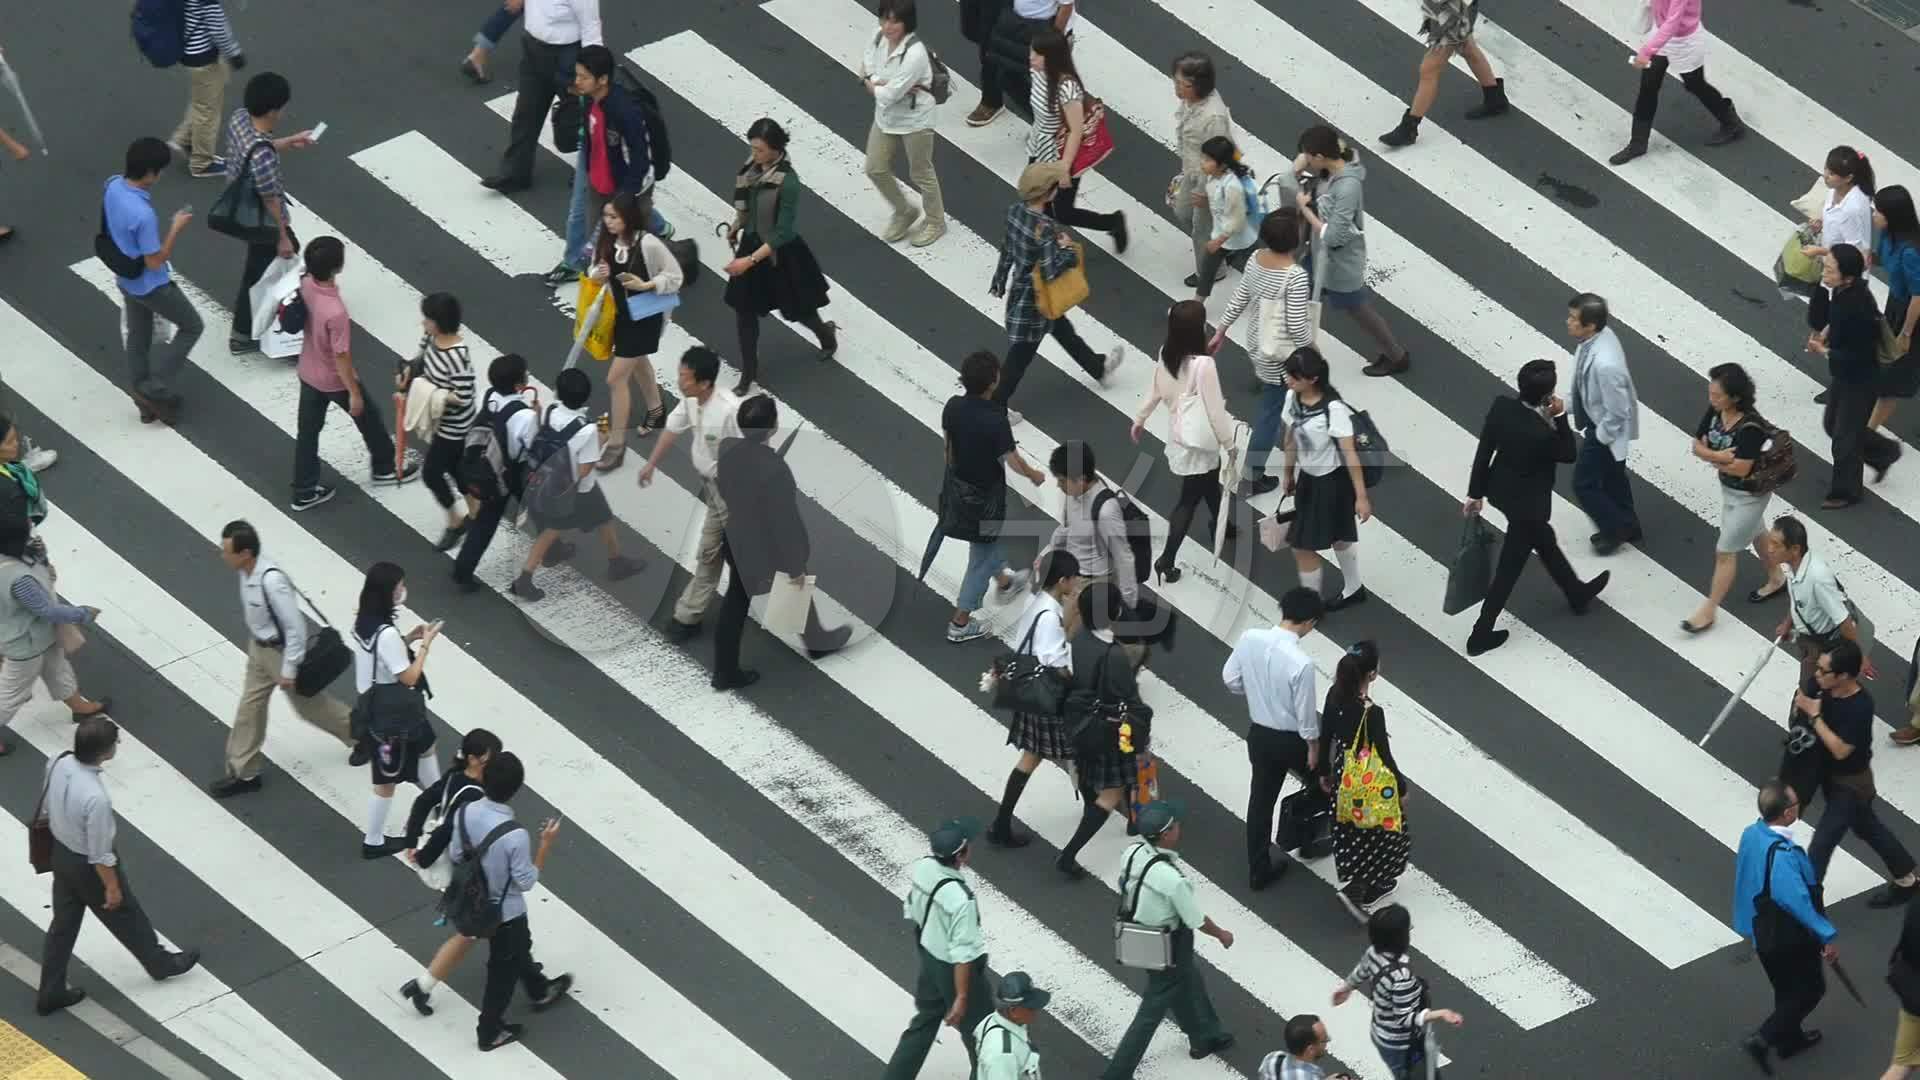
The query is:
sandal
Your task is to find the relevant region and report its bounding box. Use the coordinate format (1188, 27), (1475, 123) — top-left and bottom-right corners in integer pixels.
(634, 402), (668, 438)
(1747, 581), (1787, 603)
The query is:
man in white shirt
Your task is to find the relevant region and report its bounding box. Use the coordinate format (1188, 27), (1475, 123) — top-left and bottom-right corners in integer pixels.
(483, 0), (602, 193)
(1224, 586), (1324, 891)
(511, 367), (644, 600)
(638, 348), (743, 642)
(1767, 514), (1874, 686)
(1565, 293), (1642, 554)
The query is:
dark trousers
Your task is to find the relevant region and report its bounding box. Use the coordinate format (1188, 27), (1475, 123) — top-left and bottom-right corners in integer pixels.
(1246, 724), (1313, 879)
(990, 320), (1104, 408)
(1824, 379), (1899, 501)
(453, 493), (511, 583)
(1162, 471), (1224, 569)
(1572, 435), (1638, 539)
(294, 379), (397, 494)
(232, 226), (296, 343)
(1755, 942), (1825, 1050)
(736, 306), (832, 389)
(39, 843), (173, 1006)
(713, 544), (831, 679)
(124, 281), (202, 403)
(1630, 56), (1733, 143)
(1101, 931), (1226, 1080)
(422, 433), (467, 510)
(498, 37), (580, 186)
(1049, 178), (1123, 238)
(1807, 781), (1917, 882)
(478, 913), (552, 1043)
(1473, 518), (1582, 636)
(880, 950), (992, 1079)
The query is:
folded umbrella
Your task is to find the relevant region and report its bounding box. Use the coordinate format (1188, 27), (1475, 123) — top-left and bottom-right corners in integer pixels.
(1697, 635), (1784, 748)
(1829, 955), (1865, 1006)
(0, 50), (46, 155)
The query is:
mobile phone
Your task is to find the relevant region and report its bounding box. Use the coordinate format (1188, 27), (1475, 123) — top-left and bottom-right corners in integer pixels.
(308, 122), (328, 142)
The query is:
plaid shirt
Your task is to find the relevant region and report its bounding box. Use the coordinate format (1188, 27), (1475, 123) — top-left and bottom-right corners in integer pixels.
(223, 109), (287, 215)
(991, 202), (1079, 344)
(1258, 1051), (1327, 1080)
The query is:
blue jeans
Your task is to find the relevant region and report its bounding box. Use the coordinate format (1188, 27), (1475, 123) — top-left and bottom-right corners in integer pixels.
(563, 148), (673, 272)
(474, 3), (518, 50)
(1245, 381), (1288, 479)
(1377, 1040), (1441, 1080)
(956, 540), (1009, 612)
(1571, 434), (1638, 539)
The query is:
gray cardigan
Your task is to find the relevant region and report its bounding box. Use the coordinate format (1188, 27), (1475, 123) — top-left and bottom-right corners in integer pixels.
(1313, 161), (1369, 294)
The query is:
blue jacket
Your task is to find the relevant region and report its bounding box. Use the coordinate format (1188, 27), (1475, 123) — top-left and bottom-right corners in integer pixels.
(1731, 820), (1836, 945)
(583, 84), (654, 195)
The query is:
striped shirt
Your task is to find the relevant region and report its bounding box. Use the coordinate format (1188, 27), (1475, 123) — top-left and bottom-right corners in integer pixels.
(419, 339), (478, 439)
(1347, 947), (1426, 1051)
(1221, 259), (1310, 384)
(1258, 1052), (1327, 1080)
(184, 0), (240, 60)
(10, 575), (92, 626)
(1027, 75), (1083, 163)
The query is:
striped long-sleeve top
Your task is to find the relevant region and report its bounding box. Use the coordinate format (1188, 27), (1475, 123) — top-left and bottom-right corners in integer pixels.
(11, 575), (91, 626)
(1220, 258), (1310, 384)
(183, 0), (241, 63)
(1346, 946), (1427, 1052)
(419, 339), (478, 440)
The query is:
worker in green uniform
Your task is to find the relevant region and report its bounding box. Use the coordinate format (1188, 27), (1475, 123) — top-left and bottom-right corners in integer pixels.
(883, 817), (995, 1078)
(1103, 800), (1236, 1078)
(973, 971), (1049, 1079)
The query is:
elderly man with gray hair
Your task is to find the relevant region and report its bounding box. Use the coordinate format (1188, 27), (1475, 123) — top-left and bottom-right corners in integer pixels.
(1565, 292), (1642, 555)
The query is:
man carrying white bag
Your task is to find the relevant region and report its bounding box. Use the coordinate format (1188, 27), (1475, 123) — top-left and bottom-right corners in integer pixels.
(247, 253), (303, 359)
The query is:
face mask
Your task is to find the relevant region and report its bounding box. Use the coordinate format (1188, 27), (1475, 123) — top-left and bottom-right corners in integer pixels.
(395, 584), (408, 608)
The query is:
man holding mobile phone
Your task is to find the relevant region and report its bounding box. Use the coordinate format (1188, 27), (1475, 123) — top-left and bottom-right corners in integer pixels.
(223, 72), (316, 356)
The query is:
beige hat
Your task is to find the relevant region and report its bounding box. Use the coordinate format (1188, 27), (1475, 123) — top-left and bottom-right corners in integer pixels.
(1016, 161), (1069, 203)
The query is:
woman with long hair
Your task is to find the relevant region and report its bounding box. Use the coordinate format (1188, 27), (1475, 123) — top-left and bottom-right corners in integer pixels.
(1318, 640), (1408, 916)
(1811, 243), (1901, 506)
(1295, 125), (1410, 377)
(1332, 905), (1465, 1079)
(723, 118), (838, 396)
(406, 293), (478, 552)
(1213, 208), (1312, 495)
(398, 726), (503, 1016)
(1804, 146), (1877, 263)
(1026, 29), (1127, 249)
(985, 549), (1083, 848)
(1872, 185), (1920, 424)
(1378, 0), (1506, 148)
(1132, 300), (1236, 582)
(352, 562), (442, 860)
(1169, 51), (1233, 291)
(1193, 135), (1259, 300)
(1279, 347), (1369, 611)
(589, 190), (682, 471)
(1685, 363), (1787, 632)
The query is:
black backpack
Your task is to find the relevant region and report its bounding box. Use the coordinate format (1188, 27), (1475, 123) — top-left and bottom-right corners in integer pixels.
(613, 63), (673, 181)
(1090, 488), (1153, 584)
(460, 392), (532, 501)
(94, 208), (146, 279)
(437, 807), (526, 939)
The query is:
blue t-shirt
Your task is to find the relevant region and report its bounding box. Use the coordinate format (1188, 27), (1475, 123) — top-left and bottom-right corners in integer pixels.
(1877, 231), (1920, 307)
(102, 177), (170, 297)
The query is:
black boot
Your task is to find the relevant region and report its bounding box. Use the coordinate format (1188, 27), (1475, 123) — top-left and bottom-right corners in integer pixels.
(987, 768), (1034, 847)
(1464, 78), (1509, 120)
(1608, 135), (1650, 167)
(1380, 110), (1421, 148)
(1706, 100), (1745, 146)
(1056, 803), (1111, 879)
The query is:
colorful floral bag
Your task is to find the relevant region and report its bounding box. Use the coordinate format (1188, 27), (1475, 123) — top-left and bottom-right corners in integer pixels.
(1336, 705), (1403, 832)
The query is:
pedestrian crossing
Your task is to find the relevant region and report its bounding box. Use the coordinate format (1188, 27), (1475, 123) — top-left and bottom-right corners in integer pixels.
(5, 1), (1920, 1076)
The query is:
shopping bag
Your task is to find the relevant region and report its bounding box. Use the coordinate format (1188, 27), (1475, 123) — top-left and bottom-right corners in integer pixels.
(1443, 515), (1497, 615)
(1032, 239), (1089, 320)
(573, 277), (616, 363)
(259, 322), (302, 359)
(249, 256), (302, 339)
(1127, 754), (1160, 830)
(1778, 226), (1821, 286)
(763, 572), (816, 638)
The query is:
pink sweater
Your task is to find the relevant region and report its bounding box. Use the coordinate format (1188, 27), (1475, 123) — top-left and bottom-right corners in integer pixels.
(1636, 0), (1703, 63)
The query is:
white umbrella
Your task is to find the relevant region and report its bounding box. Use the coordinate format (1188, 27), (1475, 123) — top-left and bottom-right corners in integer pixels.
(1697, 635), (1786, 747)
(0, 50), (46, 155)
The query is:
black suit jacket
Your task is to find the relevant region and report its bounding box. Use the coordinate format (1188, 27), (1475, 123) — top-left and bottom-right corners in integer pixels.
(716, 436), (810, 594)
(1467, 395), (1575, 524)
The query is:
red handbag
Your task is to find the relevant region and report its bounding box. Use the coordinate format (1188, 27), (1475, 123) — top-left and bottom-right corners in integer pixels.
(1065, 95), (1114, 177)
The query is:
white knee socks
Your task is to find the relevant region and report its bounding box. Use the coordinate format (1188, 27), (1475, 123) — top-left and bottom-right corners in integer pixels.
(365, 794), (393, 847)
(1334, 545), (1362, 597)
(1299, 565), (1325, 596)
(416, 752), (443, 789)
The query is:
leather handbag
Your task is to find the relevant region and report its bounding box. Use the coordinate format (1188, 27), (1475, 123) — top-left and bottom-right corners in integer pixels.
(208, 140), (280, 246)
(937, 468), (1004, 543)
(1031, 233), (1089, 320)
(28, 752), (71, 875)
(989, 608), (1069, 716)
(262, 569), (352, 696)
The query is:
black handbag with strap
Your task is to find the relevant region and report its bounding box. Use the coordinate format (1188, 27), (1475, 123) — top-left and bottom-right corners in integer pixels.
(989, 607), (1069, 717)
(261, 569), (351, 696)
(207, 139), (279, 246)
(1752, 840), (1821, 953)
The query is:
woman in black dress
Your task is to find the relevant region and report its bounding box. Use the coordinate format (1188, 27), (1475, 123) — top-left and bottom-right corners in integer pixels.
(985, 549), (1082, 848)
(723, 118), (838, 397)
(588, 190), (682, 473)
(1318, 640), (1409, 918)
(1055, 581), (1148, 880)
(1280, 347), (1371, 611)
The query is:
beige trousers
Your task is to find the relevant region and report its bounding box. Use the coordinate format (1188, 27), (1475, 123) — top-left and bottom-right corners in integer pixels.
(171, 62), (231, 172)
(0, 643), (76, 729)
(227, 639), (353, 780)
(865, 124), (944, 229)
(673, 482), (730, 626)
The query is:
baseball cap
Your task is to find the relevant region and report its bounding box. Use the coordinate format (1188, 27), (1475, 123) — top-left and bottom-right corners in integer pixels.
(929, 817), (981, 857)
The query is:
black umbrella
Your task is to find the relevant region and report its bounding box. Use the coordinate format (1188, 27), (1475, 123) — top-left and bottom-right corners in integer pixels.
(1829, 955), (1866, 1006)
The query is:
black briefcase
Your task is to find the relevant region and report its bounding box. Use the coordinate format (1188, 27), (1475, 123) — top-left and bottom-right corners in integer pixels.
(1279, 789), (1334, 859)
(265, 569), (352, 696)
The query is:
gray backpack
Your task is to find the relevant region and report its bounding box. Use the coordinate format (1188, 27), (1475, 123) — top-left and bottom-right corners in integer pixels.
(521, 405), (588, 522)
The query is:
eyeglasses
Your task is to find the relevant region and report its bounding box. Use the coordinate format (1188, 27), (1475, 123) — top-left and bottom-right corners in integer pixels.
(1814, 664), (1835, 676)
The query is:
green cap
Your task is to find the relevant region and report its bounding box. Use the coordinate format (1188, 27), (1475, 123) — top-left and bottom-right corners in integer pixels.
(1135, 800), (1185, 839)
(929, 817), (981, 857)
(995, 971), (1052, 1011)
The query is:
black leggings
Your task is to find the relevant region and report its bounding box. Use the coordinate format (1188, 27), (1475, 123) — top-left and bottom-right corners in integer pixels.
(1629, 56), (1732, 142)
(736, 307), (832, 389)
(422, 434), (465, 511)
(1047, 172), (1122, 238)
(1161, 471), (1224, 569)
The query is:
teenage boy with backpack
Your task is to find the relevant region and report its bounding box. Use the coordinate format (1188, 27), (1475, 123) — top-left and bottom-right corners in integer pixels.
(511, 367), (644, 600)
(453, 353), (539, 590)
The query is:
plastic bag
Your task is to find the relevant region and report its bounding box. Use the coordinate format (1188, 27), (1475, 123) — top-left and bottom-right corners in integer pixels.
(248, 255), (302, 339)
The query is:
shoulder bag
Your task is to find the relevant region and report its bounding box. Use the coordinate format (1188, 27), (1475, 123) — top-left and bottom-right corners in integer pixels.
(1113, 844), (1176, 970)
(262, 569), (352, 696)
(1065, 92), (1115, 177)
(988, 607), (1069, 716)
(1064, 643), (1153, 759)
(1172, 355), (1221, 454)
(350, 626), (433, 746)
(208, 140), (281, 246)
(27, 751), (72, 875)
(937, 467), (1004, 543)
(1031, 221), (1089, 320)
(417, 781), (482, 892)
(1751, 840), (1821, 952)
(1257, 263), (1321, 360)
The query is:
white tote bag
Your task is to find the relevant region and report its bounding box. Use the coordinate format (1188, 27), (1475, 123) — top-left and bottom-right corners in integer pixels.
(763, 572), (817, 638)
(248, 255), (303, 339)
(1254, 263), (1321, 361)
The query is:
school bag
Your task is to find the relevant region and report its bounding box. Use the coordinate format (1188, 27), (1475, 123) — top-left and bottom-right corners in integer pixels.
(1735, 416), (1798, 495)
(613, 62), (674, 181)
(130, 0), (187, 68)
(437, 807), (526, 939)
(460, 391), (532, 501)
(1090, 488), (1153, 584)
(521, 405), (589, 521)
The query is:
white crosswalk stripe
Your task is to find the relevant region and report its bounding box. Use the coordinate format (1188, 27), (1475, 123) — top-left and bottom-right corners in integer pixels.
(5, 2), (1920, 1076)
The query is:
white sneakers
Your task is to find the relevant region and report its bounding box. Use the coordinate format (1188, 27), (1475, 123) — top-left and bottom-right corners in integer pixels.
(22, 446), (57, 473)
(1100, 345), (1126, 386)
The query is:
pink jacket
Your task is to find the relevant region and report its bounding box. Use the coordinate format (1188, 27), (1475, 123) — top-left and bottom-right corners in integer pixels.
(1636, 0), (1703, 63)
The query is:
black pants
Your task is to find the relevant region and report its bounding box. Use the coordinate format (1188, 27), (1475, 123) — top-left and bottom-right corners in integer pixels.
(1756, 943), (1825, 1051)
(1246, 724), (1314, 879)
(1807, 781), (1916, 882)
(736, 307), (832, 389)
(990, 320), (1104, 408)
(1473, 518), (1582, 636)
(1824, 379), (1899, 501)
(232, 226), (297, 343)
(498, 37), (580, 186)
(479, 913), (552, 1043)
(1162, 471), (1224, 569)
(714, 543), (832, 678)
(454, 493), (510, 583)
(422, 433), (466, 510)
(39, 843), (173, 1007)
(1049, 177), (1123, 238)
(1629, 56), (1732, 143)
(294, 379), (397, 494)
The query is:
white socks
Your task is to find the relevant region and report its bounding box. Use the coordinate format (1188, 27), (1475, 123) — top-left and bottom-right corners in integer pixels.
(1334, 545), (1362, 597)
(416, 753), (443, 789)
(1299, 565), (1325, 596)
(365, 794), (393, 847)
(416, 972), (439, 993)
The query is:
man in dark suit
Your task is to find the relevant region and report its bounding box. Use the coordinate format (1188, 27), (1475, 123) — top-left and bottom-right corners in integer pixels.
(1461, 359), (1610, 657)
(711, 395), (852, 690)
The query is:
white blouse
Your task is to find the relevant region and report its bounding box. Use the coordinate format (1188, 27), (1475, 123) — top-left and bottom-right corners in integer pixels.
(1014, 592), (1072, 671)
(353, 624), (411, 694)
(1136, 354), (1237, 476)
(1283, 391), (1355, 477)
(1823, 185), (1873, 255)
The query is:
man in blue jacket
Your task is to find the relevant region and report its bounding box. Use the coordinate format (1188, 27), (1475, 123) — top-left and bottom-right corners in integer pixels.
(1733, 778), (1837, 1074)
(544, 44), (673, 287)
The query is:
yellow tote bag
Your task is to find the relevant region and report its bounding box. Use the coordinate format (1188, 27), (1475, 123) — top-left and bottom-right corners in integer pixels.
(1335, 705), (1404, 832)
(573, 276), (617, 362)
(1031, 238), (1089, 320)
